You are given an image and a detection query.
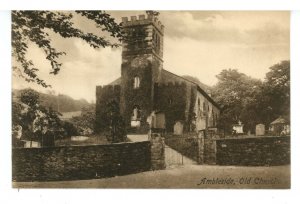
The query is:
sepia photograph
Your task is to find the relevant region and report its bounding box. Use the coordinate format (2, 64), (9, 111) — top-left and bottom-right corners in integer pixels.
(11, 10), (290, 189)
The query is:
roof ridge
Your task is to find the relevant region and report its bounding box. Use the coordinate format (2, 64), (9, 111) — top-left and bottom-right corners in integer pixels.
(162, 69), (199, 86)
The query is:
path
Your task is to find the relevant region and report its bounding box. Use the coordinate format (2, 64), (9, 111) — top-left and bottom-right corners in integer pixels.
(13, 165), (290, 189)
(127, 134), (196, 167)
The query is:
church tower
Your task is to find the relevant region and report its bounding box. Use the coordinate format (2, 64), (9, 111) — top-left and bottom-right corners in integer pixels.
(120, 13), (164, 133)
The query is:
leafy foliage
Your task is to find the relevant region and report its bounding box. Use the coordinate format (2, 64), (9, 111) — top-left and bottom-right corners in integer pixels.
(12, 89), (64, 142)
(255, 60), (290, 125)
(12, 10), (123, 87)
(13, 89), (91, 112)
(212, 69), (262, 133)
(212, 61), (290, 134)
(70, 105), (96, 135)
(104, 100), (127, 143)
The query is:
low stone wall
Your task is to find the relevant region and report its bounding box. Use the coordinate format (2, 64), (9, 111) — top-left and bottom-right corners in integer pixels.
(12, 141), (151, 182)
(215, 136), (290, 166)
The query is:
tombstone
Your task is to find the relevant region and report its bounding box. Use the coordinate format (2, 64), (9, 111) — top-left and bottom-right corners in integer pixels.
(147, 111), (165, 129)
(255, 124), (265, 136)
(232, 120), (244, 134)
(155, 112), (165, 129)
(173, 121), (184, 135)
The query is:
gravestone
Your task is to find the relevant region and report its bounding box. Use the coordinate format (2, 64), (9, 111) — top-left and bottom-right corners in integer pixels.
(256, 124), (265, 136)
(173, 121), (183, 135)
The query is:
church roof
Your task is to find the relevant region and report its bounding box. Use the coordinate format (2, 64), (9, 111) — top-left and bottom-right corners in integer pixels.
(270, 116), (289, 125)
(109, 77), (121, 85)
(161, 69), (219, 109)
(107, 69), (219, 109)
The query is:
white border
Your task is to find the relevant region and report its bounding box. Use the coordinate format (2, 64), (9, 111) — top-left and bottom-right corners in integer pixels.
(1, 1), (300, 203)
(0, 0), (299, 10)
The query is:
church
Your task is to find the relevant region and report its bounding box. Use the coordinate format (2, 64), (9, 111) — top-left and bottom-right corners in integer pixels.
(95, 13), (220, 134)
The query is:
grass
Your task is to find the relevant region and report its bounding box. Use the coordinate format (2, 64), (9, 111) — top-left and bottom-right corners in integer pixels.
(55, 135), (109, 146)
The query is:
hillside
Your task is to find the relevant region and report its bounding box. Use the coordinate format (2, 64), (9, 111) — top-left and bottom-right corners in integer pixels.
(12, 89), (92, 112)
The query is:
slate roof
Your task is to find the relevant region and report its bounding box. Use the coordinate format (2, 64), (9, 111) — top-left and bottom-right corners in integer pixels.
(107, 69), (219, 109)
(270, 116), (290, 125)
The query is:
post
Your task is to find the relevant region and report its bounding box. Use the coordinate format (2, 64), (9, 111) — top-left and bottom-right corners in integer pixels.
(197, 130), (205, 164)
(150, 133), (166, 170)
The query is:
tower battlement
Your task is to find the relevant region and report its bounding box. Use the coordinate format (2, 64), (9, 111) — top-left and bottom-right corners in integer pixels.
(155, 81), (187, 88)
(121, 14), (164, 34)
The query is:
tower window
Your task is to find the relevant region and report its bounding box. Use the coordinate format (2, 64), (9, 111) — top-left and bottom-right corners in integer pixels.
(134, 76), (140, 89)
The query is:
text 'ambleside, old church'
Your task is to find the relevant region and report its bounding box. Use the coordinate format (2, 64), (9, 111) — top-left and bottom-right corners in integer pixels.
(95, 13), (220, 134)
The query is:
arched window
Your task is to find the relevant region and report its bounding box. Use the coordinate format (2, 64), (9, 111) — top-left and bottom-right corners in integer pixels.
(212, 109), (215, 126)
(134, 76), (140, 89)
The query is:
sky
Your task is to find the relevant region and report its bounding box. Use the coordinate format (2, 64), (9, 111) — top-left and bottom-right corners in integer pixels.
(12, 11), (290, 102)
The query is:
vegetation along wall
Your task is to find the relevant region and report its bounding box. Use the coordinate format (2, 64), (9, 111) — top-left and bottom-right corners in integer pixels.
(215, 136), (290, 166)
(12, 141), (151, 182)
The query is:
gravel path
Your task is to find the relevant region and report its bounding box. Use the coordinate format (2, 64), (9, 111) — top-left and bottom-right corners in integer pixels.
(13, 165), (290, 189)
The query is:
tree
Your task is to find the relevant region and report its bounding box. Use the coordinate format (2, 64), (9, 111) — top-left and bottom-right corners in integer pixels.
(70, 105), (96, 135)
(13, 89), (64, 146)
(104, 100), (127, 143)
(12, 11), (123, 87)
(255, 60), (290, 126)
(212, 61), (290, 134)
(212, 69), (262, 133)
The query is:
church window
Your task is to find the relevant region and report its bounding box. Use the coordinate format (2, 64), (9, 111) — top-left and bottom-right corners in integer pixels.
(212, 109), (215, 126)
(157, 35), (160, 51)
(197, 98), (201, 116)
(168, 98), (173, 105)
(203, 102), (207, 116)
(134, 76), (140, 89)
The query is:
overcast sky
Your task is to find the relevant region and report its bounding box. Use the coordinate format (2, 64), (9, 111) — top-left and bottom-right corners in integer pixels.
(12, 11), (290, 102)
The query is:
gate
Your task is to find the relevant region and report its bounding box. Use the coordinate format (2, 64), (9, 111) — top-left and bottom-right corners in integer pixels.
(164, 135), (200, 167)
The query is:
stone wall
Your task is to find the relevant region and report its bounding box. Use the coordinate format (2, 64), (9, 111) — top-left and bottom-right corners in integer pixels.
(215, 136), (290, 166)
(12, 141), (151, 182)
(154, 82), (188, 132)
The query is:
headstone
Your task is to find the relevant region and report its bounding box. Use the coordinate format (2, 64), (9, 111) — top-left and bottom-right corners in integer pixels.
(155, 112), (165, 129)
(173, 121), (183, 135)
(255, 124), (265, 136)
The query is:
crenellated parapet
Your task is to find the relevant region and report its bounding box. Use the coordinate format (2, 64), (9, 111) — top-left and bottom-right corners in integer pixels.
(96, 85), (121, 105)
(155, 81), (187, 88)
(95, 84), (121, 133)
(121, 14), (164, 34)
(96, 85), (121, 95)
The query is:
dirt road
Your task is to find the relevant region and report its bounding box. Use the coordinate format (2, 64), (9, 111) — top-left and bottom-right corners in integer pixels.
(13, 165), (290, 189)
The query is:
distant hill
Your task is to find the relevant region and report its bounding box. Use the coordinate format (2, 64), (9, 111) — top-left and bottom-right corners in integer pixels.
(12, 89), (92, 113)
(181, 75), (212, 93)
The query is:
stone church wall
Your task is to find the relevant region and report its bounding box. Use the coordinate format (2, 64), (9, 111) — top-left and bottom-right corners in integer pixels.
(154, 82), (189, 132)
(120, 60), (155, 133)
